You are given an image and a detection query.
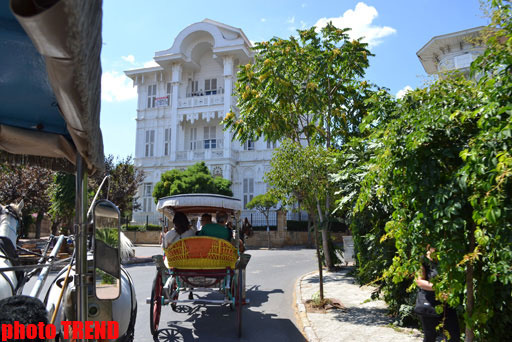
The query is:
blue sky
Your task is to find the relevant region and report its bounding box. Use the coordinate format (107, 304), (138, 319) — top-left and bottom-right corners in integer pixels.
(100, 0), (489, 159)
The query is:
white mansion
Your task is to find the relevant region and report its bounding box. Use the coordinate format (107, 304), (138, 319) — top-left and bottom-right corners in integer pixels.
(125, 19), (276, 224)
(416, 26), (486, 78)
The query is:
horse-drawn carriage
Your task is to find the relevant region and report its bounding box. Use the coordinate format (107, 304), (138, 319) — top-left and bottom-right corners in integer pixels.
(0, 0), (136, 340)
(149, 194), (251, 338)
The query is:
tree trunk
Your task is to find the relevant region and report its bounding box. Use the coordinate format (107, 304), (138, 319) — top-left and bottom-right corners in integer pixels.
(323, 81), (334, 271)
(50, 220), (60, 236)
(465, 221), (476, 342)
(35, 210), (44, 239)
(307, 218), (312, 247)
(265, 213), (270, 249)
(316, 200), (333, 270)
(312, 217), (324, 300)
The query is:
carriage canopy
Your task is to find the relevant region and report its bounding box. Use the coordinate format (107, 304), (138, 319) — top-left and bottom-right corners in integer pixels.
(0, 0), (104, 174)
(156, 194), (242, 219)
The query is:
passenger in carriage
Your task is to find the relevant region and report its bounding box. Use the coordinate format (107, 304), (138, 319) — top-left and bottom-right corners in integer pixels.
(161, 211), (196, 248)
(198, 211), (231, 242)
(197, 213), (212, 232)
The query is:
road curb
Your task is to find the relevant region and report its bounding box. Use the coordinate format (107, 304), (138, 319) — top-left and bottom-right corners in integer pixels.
(294, 271), (320, 342)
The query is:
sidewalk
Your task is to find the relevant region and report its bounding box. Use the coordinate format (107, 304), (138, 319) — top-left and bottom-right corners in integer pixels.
(295, 269), (423, 342)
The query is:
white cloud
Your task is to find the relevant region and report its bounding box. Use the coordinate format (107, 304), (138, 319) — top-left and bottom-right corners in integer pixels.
(121, 54), (136, 64)
(300, 20), (307, 29)
(301, 3), (307, 8)
(287, 16), (295, 24)
(396, 85), (413, 99)
(313, 2), (396, 48)
(101, 71), (137, 102)
(261, 18), (267, 22)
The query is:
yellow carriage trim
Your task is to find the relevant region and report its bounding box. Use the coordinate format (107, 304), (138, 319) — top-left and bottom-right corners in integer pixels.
(164, 237), (237, 269)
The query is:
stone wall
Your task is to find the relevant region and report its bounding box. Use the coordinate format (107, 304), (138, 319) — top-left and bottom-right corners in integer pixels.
(123, 230), (162, 245)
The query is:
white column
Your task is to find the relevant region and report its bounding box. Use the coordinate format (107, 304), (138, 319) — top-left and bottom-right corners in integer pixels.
(223, 56), (234, 159)
(170, 63), (182, 161)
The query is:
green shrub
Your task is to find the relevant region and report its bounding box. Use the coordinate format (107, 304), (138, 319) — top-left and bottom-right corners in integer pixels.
(122, 224), (161, 232)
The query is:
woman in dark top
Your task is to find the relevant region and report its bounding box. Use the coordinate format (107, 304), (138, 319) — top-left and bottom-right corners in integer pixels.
(415, 246), (460, 342)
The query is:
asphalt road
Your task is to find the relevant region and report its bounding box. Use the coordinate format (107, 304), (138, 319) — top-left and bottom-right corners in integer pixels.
(23, 246), (317, 341)
(129, 246), (316, 342)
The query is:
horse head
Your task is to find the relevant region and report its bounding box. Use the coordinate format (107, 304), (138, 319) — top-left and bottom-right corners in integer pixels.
(0, 200), (24, 244)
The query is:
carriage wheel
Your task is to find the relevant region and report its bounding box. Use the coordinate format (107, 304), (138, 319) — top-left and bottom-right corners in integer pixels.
(170, 276), (179, 312)
(229, 273), (237, 311)
(150, 271), (163, 337)
(236, 269), (243, 337)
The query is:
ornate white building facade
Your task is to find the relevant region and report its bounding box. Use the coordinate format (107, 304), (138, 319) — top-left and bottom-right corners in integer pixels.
(125, 19), (276, 224)
(417, 26), (486, 77)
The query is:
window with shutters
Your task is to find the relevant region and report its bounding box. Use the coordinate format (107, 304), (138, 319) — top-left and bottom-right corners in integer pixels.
(147, 84), (156, 108)
(189, 127), (197, 150)
(188, 80), (199, 97)
(244, 139), (255, 151)
(243, 178), (254, 208)
(145, 130), (155, 157)
(166, 83), (172, 104)
(142, 183), (153, 212)
(204, 78), (217, 95)
(164, 128), (171, 156)
(204, 126), (217, 149)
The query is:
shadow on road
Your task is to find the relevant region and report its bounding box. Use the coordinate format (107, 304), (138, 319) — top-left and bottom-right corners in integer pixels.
(152, 288), (306, 342)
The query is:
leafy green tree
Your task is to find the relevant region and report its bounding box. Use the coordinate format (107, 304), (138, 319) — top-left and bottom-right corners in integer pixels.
(223, 23), (373, 270)
(48, 172), (76, 234)
(246, 193), (278, 231)
(89, 155), (145, 220)
(153, 162), (232, 201)
(347, 3), (512, 336)
(332, 89), (408, 322)
(265, 140), (334, 299)
(0, 165), (53, 237)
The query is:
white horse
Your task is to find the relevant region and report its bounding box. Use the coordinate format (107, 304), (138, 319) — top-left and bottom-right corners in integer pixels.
(0, 200), (23, 300)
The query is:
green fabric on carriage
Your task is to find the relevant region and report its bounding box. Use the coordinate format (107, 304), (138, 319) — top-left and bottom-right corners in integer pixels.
(164, 236), (237, 270)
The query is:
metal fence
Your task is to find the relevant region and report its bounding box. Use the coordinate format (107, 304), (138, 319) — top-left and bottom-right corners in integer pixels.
(242, 211), (277, 228)
(240, 210), (309, 229)
(131, 212), (161, 226)
(131, 210), (310, 228)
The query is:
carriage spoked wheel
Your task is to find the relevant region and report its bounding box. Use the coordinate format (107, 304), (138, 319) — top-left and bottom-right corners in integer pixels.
(150, 271), (163, 337)
(169, 276), (179, 312)
(235, 269), (243, 337)
(229, 273), (237, 311)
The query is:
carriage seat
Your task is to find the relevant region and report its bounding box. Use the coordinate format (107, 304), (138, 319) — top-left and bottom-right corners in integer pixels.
(164, 236), (238, 270)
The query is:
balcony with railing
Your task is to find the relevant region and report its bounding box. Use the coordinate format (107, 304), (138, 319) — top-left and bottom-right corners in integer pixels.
(175, 139), (225, 161)
(178, 94), (224, 108)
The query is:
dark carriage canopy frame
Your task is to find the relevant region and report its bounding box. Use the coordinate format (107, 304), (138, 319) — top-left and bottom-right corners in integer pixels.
(0, 1), (105, 339)
(0, 0), (104, 174)
(157, 193), (243, 218)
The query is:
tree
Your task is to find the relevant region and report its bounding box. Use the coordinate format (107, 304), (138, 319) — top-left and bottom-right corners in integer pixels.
(246, 193), (278, 248)
(223, 23), (373, 270)
(347, 6), (512, 336)
(48, 172), (76, 235)
(265, 140), (334, 300)
(153, 162), (233, 201)
(0, 165), (53, 238)
(89, 155), (145, 220)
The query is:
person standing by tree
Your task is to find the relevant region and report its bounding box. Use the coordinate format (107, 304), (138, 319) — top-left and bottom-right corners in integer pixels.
(415, 246), (460, 342)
